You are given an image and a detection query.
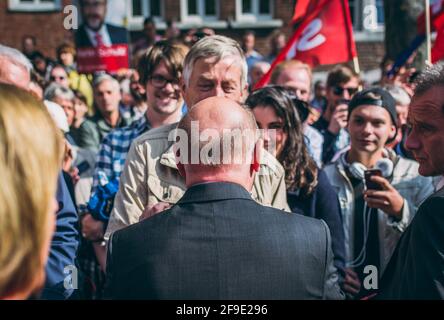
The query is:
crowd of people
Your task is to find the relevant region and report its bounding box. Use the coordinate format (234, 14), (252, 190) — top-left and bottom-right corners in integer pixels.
(1, 0), (444, 301)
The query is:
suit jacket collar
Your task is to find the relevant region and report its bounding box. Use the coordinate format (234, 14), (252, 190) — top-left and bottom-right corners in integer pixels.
(178, 182), (253, 204)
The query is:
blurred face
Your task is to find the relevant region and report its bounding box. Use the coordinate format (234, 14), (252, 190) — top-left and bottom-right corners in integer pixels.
(250, 63), (270, 88)
(274, 34), (286, 50)
(23, 38), (35, 54)
(130, 71), (146, 101)
(50, 67), (69, 88)
(396, 103), (409, 126)
(33, 57), (47, 73)
(243, 34), (255, 52)
(406, 86), (444, 176)
(54, 96), (75, 126)
(348, 105), (396, 155)
(315, 84), (326, 98)
(327, 77), (360, 109)
(144, 22), (157, 41)
(146, 60), (182, 115)
(252, 105), (287, 158)
(74, 98), (88, 122)
(182, 56), (246, 107)
(59, 52), (74, 67)
(94, 80), (121, 115)
(275, 66), (311, 102)
(81, 0), (107, 31)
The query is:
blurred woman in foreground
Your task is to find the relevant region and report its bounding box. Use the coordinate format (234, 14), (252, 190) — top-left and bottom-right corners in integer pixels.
(0, 83), (62, 299)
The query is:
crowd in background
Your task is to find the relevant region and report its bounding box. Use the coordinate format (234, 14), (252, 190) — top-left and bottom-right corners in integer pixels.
(1, 0), (444, 301)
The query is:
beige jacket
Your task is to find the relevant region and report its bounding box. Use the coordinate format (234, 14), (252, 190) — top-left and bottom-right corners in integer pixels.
(105, 123), (289, 240)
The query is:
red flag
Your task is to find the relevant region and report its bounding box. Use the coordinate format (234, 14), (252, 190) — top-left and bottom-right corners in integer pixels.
(417, 0), (444, 34)
(431, 12), (444, 62)
(255, 0), (356, 89)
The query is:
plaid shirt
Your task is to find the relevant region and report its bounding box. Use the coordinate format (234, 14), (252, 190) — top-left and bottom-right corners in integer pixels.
(91, 115), (152, 195)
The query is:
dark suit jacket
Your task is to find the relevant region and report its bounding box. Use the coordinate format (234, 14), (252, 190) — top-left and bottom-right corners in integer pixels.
(287, 169), (346, 283)
(105, 182), (344, 300)
(378, 187), (444, 299)
(75, 24), (129, 48)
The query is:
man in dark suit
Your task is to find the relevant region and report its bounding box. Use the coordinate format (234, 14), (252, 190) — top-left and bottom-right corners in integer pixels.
(75, 0), (129, 49)
(105, 96), (344, 299)
(379, 63), (444, 299)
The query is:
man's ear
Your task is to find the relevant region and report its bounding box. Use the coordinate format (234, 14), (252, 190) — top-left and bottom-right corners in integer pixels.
(177, 162), (186, 178)
(241, 84), (249, 103)
(174, 143), (186, 178)
(389, 124), (397, 140)
(180, 77), (187, 102)
(251, 138), (263, 174)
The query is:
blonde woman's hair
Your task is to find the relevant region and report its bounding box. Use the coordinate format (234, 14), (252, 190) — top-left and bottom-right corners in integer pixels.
(0, 83), (62, 298)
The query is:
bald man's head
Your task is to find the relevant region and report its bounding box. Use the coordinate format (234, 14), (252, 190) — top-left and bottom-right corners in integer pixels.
(0, 45), (32, 90)
(175, 96), (261, 188)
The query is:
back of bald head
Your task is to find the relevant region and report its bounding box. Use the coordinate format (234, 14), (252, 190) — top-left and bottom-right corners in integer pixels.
(176, 96), (258, 167)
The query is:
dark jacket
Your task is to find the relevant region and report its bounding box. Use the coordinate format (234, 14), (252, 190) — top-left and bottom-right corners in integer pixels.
(287, 169), (346, 282)
(105, 182), (344, 300)
(75, 24), (129, 48)
(378, 187), (444, 299)
(42, 173), (79, 299)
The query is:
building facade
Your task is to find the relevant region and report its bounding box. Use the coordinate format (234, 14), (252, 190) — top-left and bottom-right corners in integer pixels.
(0, 0), (385, 72)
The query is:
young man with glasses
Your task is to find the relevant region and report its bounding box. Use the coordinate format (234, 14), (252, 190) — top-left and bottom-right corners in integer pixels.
(313, 65), (360, 164)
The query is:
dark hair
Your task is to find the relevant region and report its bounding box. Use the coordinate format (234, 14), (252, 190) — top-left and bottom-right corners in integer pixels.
(144, 16), (156, 27)
(73, 89), (88, 106)
(245, 86), (318, 196)
(243, 30), (256, 37)
(327, 65), (359, 88)
(138, 40), (188, 86)
(56, 42), (76, 59)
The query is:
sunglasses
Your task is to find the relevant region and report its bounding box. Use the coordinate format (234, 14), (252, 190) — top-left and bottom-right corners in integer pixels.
(50, 76), (67, 81)
(332, 86), (359, 96)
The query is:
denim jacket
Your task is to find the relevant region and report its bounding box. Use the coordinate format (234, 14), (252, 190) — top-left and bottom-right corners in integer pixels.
(324, 150), (434, 274)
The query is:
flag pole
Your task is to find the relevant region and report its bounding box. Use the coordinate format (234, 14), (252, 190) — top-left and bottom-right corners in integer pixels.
(353, 56), (361, 74)
(425, 0), (432, 63)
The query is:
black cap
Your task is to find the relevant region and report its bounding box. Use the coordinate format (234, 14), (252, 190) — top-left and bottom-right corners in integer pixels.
(348, 87), (398, 128)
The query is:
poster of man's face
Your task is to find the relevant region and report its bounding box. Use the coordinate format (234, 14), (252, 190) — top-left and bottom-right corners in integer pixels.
(75, 0), (129, 73)
(80, 0), (107, 31)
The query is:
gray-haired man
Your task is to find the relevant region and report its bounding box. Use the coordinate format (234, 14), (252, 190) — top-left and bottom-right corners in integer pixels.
(379, 63), (444, 299)
(105, 35), (289, 244)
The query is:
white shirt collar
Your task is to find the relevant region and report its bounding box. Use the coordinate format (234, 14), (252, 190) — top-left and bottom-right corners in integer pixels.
(85, 24), (111, 47)
(436, 176), (444, 191)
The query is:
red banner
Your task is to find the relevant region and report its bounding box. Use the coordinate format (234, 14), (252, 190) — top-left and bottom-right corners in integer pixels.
(77, 44), (129, 74)
(255, 0), (356, 89)
(417, 0), (444, 35)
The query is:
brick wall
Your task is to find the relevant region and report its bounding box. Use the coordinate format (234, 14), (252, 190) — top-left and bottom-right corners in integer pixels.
(0, 0), (73, 59)
(0, 0), (384, 71)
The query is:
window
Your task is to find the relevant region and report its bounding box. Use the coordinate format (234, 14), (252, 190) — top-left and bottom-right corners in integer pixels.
(349, 0), (384, 32)
(180, 0), (219, 24)
(130, 0), (162, 18)
(8, 0), (61, 12)
(126, 0), (164, 31)
(237, 0), (272, 21)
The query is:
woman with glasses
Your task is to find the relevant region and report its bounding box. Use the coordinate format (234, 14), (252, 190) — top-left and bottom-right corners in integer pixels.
(246, 86), (346, 282)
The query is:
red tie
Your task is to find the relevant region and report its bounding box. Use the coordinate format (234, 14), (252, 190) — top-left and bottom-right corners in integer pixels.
(95, 33), (104, 47)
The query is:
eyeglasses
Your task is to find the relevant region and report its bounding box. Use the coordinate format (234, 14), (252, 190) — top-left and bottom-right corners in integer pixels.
(50, 76), (67, 81)
(332, 86), (359, 96)
(149, 75), (179, 88)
